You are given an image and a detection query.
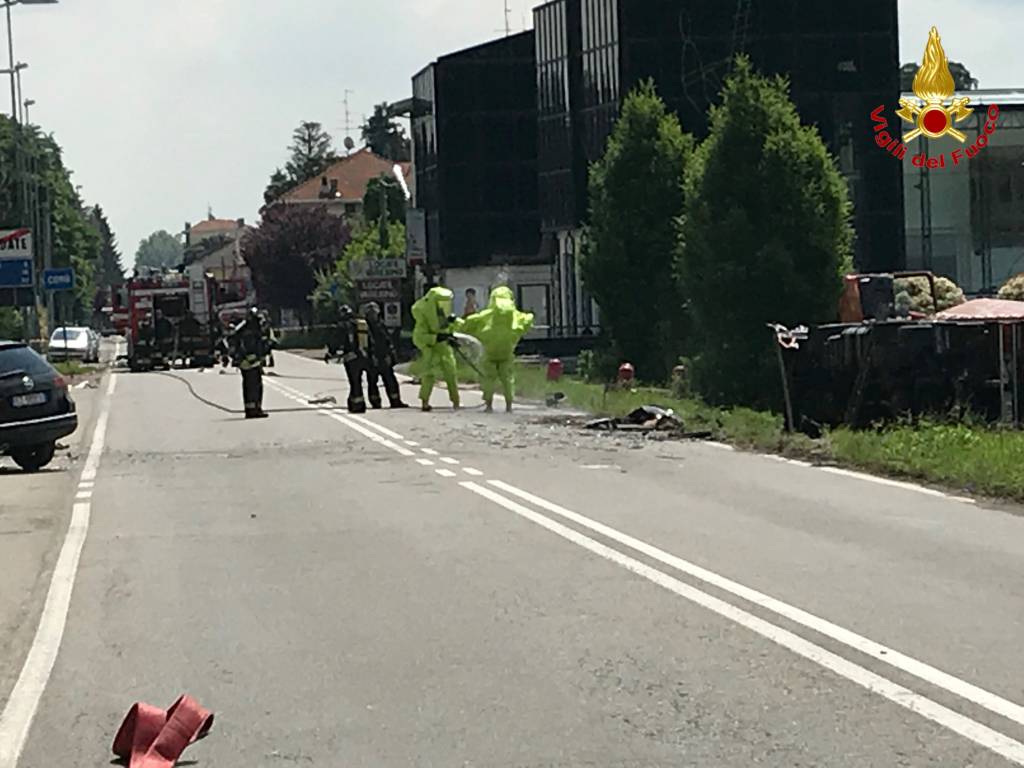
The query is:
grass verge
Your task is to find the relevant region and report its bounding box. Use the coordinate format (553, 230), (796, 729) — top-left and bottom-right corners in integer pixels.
(482, 362), (1024, 502)
(53, 360), (96, 377)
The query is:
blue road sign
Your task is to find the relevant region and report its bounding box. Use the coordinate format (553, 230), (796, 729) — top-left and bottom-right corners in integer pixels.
(43, 267), (75, 291)
(0, 258), (33, 289)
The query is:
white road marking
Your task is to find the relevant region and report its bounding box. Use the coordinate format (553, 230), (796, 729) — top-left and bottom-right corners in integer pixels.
(0, 374), (116, 768)
(817, 466), (972, 502)
(420, 448), (439, 456)
(416, 458), (435, 466)
(486, 478), (1024, 730)
(463, 467), (484, 477)
(405, 440), (419, 447)
(349, 414), (404, 440)
(460, 480), (1024, 766)
(705, 441), (734, 451)
(435, 469), (457, 478)
(440, 457), (459, 465)
(74, 491), (91, 500)
(78, 481), (93, 490)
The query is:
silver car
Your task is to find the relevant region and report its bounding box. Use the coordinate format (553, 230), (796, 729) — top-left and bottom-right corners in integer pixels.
(47, 327), (100, 363)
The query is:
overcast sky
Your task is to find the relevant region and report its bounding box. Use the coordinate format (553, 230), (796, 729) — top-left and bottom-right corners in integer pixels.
(8, 0), (1022, 267)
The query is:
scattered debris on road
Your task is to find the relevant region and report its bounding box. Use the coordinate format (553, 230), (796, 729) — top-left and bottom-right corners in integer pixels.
(309, 395), (337, 405)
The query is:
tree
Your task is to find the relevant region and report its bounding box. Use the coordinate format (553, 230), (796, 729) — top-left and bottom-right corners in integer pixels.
(894, 275), (965, 313)
(0, 117), (101, 324)
(242, 204), (351, 321)
(312, 220), (405, 322)
(362, 174), (407, 225)
(285, 121), (337, 184)
(88, 205), (124, 285)
(264, 168), (293, 205)
(262, 122), (338, 206)
(677, 57), (854, 407)
(999, 274), (1024, 302)
(581, 80), (692, 382)
(361, 104), (411, 162)
(134, 230), (183, 271)
(900, 61), (978, 91)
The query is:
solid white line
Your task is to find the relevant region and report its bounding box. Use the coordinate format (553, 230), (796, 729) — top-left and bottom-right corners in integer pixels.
(463, 467), (484, 477)
(349, 414), (404, 441)
(818, 466), (947, 499)
(106, 373), (117, 396)
(416, 458), (435, 466)
(486, 479), (1024, 729)
(440, 457), (459, 465)
(435, 469), (457, 478)
(0, 379), (114, 767)
(421, 448), (439, 456)
(705, 441), (734, 451)
(79, 400), (111, 484)
(460, 480), (1024, 766)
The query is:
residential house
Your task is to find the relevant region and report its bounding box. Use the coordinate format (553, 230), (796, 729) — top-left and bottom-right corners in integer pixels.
(273, 147), (413, 220)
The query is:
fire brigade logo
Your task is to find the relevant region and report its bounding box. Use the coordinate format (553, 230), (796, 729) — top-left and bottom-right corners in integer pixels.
(896, 27), (973, 143)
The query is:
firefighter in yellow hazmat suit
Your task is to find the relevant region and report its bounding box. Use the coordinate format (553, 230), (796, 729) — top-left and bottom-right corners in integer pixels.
(411, 286), (461, 411)
(456, 286), (535, 412)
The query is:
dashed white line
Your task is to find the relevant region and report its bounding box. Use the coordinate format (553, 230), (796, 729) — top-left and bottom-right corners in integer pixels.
(404, 440), (419, 447)
(0, 373), (116, 768)
(74, 491), (92, 500)
(440, 457), (459, 465)
(421, 448), (439, 456)
(416, 458), (435, 466)
(349, 414), (404, 440)
(463, 467), (484, 477)
(435, 469), (457, 478)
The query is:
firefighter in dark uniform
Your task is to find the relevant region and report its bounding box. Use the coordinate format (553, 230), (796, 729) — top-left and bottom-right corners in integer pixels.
(326, 304), (368, 413)
(228, 307), (273, 419)
(361, 302), (407, 409)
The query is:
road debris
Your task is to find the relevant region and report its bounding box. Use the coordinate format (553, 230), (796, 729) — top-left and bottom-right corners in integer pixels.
(308, 395), (337, 405)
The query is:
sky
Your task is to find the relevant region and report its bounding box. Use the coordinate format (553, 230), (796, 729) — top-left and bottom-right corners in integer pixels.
(7, 0), (1023, 268)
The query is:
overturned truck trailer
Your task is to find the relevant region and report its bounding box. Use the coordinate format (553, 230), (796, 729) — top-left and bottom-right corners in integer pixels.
(784, 274), (1024, 430)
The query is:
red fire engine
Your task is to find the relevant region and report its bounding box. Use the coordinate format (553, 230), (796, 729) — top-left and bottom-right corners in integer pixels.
(110, 266), (256, 372)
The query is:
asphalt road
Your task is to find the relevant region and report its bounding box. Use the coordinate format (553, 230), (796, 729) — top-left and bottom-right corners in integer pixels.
(2, 350), (1024, 766)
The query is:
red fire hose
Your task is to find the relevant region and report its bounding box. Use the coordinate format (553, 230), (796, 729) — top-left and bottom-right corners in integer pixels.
(112, 695), (214, 767)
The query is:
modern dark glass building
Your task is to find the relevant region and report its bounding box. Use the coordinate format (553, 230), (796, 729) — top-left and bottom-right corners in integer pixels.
(535, 0), (905, 331)
(410, 32), (541, 271)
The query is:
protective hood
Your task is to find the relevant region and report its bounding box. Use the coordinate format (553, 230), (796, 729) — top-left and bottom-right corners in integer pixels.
(456, 286), (534, 360)
(412, 286), (455, 350)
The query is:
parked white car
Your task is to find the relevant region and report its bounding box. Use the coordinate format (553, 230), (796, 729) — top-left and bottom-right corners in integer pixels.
(47, 327), (100, 363)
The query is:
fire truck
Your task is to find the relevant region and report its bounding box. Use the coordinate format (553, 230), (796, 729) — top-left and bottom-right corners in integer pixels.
(112, 264), (256, 372)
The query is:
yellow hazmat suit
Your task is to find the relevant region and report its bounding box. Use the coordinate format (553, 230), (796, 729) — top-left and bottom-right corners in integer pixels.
(411, 286), (460, 410)
(457, 286), (535, 412)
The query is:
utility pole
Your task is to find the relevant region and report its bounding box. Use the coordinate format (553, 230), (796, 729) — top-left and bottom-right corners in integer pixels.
(504, 0), (511, 36)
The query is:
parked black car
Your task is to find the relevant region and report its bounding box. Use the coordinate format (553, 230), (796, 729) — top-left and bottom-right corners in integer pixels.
(0, 340), (78, 471)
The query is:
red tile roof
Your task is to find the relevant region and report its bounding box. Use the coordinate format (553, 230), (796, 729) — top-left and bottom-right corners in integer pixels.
(191, 218), (241, 234)
(280, 148), (412, 203)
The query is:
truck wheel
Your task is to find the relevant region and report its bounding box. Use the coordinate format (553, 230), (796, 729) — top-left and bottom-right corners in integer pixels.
(11, 442), (56, 472)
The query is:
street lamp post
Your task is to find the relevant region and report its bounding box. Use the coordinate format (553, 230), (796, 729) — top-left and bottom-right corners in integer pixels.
(23, 95), (32, 122)
(3, 0), (58, 121)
